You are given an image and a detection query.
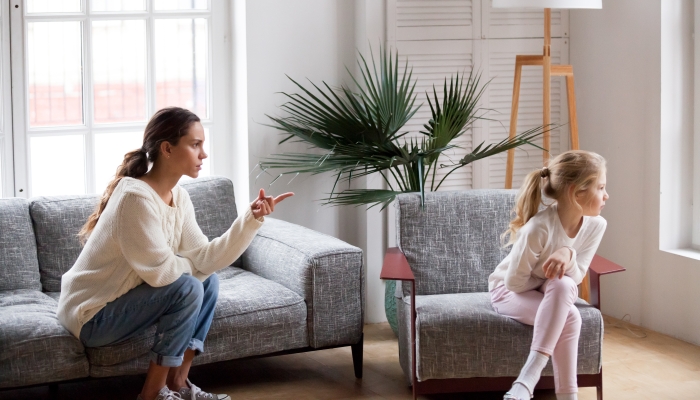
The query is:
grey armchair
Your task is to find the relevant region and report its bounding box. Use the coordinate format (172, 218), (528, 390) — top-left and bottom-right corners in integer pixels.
(381, 190), (623, 400)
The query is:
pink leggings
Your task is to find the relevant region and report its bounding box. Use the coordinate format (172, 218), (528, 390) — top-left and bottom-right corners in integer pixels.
(490, 276), (582, 394)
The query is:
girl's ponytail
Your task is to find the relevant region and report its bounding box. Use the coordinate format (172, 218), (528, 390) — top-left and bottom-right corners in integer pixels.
(502, 167), (548, 246)
(501, 150), (607, 246)
(78, 148), (149, 244)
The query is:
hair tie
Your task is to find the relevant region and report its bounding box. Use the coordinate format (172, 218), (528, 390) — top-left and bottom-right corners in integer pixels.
(139, 147), (147, 155)
(540, 166), (550, 178)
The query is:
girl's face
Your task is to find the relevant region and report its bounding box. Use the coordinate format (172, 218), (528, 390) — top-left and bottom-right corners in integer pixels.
(169, 122), (207, 178)
(577, 172), (608, 216)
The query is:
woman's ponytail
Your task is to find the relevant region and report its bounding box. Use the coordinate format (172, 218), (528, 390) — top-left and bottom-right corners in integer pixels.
(501, 167), (547, 246)
(78, 148), (149, 244)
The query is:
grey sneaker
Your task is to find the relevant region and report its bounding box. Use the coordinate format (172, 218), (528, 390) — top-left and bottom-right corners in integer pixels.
(178, 379), (230, 400)
(137, 386), (183, 400)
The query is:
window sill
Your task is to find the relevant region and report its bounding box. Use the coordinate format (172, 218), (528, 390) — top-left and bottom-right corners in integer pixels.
(661, 248), (700, 262)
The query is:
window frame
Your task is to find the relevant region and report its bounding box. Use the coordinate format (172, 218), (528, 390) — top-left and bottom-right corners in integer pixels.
(8, 0), (231, 198)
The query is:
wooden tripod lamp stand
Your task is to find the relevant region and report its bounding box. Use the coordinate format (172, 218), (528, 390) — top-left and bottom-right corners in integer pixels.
(494, 0), (602, 302)
(493, 0), (602, 190)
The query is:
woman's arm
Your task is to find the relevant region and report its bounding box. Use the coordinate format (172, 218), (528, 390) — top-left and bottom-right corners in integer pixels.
(117, 193), (194, 287)
(177, 192), (264, 278)
(504, 223), (547, 293)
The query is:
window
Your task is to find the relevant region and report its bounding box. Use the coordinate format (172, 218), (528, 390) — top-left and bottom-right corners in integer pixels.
(6, 0), (230, 198)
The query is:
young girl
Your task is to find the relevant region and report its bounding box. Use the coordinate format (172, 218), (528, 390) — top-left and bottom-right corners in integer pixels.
(57, 107), (293, 400)
(488, 150), (608, 400)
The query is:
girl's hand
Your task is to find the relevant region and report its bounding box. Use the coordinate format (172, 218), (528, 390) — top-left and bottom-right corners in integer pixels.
(542, 247), (573, 279)
(251, 189), (294, 219)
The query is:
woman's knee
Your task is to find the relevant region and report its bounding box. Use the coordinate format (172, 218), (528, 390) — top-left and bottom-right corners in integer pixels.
(203, 273), (219, 293)
(174, 274), (204, 303)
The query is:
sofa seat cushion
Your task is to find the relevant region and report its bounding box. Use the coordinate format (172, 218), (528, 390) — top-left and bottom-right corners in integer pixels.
(0, 290), (89, 388)
(407, 292), (602, 381)
(86, 268), (307, 374)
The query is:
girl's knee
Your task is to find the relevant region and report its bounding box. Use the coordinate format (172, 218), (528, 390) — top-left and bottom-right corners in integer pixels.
(546, 276), (578, 302)
(567, 305), (582, 328)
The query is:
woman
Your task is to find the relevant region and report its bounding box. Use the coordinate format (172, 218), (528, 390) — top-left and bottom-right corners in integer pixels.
(57, 107), (293, 400)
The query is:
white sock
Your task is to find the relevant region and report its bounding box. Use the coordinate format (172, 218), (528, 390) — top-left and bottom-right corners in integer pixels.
(556, 393), (577, 400)
(512, 351), (549, 398)
(506, 382), (531, 399)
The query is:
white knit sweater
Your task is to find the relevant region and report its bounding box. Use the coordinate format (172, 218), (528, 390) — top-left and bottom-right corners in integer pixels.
(57, 178), (264, 338)
(488, 204), (607, 293)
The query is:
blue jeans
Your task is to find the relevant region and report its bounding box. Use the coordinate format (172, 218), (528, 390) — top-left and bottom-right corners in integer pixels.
(79, 274), (219, 367)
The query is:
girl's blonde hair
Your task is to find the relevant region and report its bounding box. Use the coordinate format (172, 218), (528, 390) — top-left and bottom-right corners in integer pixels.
(78, 107), (200, 244)
(502, 150), (606, 245)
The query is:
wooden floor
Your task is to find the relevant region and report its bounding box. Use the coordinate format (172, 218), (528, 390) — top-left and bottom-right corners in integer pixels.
(4, 315), (700, 399)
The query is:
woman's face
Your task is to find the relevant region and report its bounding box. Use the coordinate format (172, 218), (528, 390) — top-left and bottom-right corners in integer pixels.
(169, 121), (207, 178)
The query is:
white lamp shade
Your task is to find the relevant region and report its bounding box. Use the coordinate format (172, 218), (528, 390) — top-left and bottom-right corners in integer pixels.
(492, 0), (601, 8)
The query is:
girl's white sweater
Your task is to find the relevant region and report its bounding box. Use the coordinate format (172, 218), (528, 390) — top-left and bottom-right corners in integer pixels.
(57, 177), (264, 338)
(488, 204), (606, 293)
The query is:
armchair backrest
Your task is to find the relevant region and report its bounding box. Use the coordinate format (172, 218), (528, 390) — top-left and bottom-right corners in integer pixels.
(396, 190), (517, 295)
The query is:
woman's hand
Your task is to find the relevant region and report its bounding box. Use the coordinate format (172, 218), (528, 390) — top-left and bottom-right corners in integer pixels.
(250, 189), (294, 219)
(542, 247), (573, 279)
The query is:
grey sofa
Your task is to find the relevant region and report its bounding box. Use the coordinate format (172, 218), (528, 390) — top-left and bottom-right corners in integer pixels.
(382, 190), (623, 400)
(0, 176), (364, 391)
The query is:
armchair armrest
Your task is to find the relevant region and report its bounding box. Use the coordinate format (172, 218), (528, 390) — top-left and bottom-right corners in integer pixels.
(241, 218), (364, 348)
(588, 254), (625, 310)
(381, 247), (414, 281)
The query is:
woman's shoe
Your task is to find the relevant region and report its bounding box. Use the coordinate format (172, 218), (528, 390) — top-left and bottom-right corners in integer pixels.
(177, 379), (230, 400)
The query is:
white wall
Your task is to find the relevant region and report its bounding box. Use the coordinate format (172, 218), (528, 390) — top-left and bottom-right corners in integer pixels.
(246, 0), (389, 323)
(246, 0), (361, 244)
(571, 0), (700, 346)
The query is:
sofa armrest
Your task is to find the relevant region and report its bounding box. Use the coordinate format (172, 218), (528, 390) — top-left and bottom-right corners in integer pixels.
(589, 254), (625, 310)
(241, 217), (364, 348)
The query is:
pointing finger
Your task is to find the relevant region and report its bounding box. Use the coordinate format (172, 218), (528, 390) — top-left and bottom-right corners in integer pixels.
(273, 192), (295, 204)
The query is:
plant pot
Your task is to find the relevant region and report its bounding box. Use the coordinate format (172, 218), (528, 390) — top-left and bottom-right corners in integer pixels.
(384, 279), (399, 336)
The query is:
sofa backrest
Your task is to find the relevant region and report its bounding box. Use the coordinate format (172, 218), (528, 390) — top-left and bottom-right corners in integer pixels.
(396, 190), (517, 296)
(28, 176), (238, 293)
(0, 198), (41, 291)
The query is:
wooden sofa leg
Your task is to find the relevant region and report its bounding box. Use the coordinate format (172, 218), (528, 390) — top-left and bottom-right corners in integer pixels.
(351, 333), (364, 379)
(49, 383), (59, 400)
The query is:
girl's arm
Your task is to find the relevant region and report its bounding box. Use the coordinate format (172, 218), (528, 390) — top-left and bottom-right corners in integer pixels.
(118, 193), (194, 287)
(178, 191), (264, 279)
(504, 223), (547, 293)
(564, 219), (607, 284)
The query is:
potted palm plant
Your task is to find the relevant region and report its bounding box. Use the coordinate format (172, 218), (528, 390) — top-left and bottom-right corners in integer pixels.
(258, 48), (545, 333)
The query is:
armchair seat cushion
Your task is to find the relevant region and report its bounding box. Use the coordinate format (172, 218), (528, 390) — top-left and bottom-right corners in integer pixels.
(0, 290), (89, 388)
(86, 268), (307, 376)
(401, 292), (603, 381)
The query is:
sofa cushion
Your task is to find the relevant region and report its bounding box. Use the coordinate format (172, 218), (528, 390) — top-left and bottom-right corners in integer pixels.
(29, 195), (98, 292)
(0, 198), (41, 291)
(396, 190), (517, 296)
(397, 292), (602, 382)
(0, 290), (89, 388)
(86, 268), (307, 373)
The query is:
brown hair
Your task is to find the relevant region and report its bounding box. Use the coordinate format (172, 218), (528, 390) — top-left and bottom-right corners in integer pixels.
(502, 150), (607, 245)
(78, 107), (200, 244)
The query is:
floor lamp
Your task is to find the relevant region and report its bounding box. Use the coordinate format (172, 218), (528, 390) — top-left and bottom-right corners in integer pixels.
(493, 0), (602, 302)
(494, 0), (602, 190)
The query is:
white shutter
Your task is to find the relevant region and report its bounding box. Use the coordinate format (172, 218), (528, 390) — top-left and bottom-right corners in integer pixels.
(386, 0), (570, 191)
(480, 38), (569, 188)
(395, 40), (477, 190)
(394, 0), (476, 40)
(483, 3), (567, 39)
